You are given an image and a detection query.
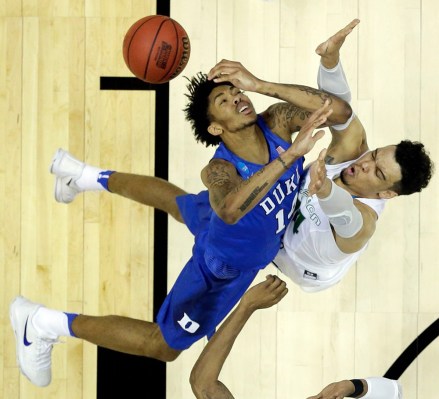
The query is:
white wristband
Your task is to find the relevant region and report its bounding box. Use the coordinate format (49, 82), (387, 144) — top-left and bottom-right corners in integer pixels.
(363, 377), (403, 399)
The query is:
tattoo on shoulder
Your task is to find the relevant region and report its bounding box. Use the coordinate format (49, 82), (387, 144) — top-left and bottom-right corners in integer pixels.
(206, 162), (228, 181)
(205, 162), (235, 203)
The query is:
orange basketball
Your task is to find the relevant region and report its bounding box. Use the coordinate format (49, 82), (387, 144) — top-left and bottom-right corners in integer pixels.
(122, 15), (191, 84)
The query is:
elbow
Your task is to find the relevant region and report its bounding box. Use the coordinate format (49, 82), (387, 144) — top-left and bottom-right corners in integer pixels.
(189, 370), (205, 399)
(215, 207), (241, 225)
(335, 101), (353, 124)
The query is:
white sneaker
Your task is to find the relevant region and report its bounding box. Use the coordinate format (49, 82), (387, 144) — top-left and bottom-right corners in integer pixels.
(50, 148), (85, 204)
(10, 296), (58, 387)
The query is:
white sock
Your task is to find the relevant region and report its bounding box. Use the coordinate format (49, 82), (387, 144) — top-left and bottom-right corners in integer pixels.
(74, 164), (105, 191)
(70, 162), (116, 192)
(32, 307), (76, 339)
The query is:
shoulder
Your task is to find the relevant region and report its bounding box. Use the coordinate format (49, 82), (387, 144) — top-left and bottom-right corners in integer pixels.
(201, 159), (240, 186)
(260, 103), (309, 142)
(202, 158), (236, 176)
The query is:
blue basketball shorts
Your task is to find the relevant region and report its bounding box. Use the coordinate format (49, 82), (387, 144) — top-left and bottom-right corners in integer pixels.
(156, 239), (259, 350)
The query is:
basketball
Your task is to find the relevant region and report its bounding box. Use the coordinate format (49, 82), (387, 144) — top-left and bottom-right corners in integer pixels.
(123, 15), (191, 84)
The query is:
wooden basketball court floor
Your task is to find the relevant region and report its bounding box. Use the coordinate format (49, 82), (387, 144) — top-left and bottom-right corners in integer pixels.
(1, 0), (438, 398)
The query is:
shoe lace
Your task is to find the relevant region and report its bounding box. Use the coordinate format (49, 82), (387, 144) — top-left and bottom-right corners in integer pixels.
(35, 337), (60, 368)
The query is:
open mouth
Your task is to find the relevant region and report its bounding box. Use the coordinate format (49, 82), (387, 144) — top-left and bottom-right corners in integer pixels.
(237, 102), (252, 115)
(340, 165), (355, 185)
(346, 165), (355, 176)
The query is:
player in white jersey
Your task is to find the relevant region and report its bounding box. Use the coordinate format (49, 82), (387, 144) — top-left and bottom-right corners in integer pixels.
(272, 18), (433, 293)
(12, 19), (431, 394)
(274, 156), (386, 292)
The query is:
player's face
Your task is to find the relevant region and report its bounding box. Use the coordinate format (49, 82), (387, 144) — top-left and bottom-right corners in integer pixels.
(339, 145), (402, 199)
(207, 85), (257, 133)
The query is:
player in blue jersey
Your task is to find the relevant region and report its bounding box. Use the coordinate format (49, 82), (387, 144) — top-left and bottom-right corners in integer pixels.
(9, 57), (351, 386)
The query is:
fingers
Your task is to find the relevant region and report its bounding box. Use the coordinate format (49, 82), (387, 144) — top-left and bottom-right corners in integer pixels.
(264, 275), (288, 297)
(308, 150), (327, 196)
(308, 100), (333, 128)
(346, 18), (360, 30)
(207, 59), (238, 80)
(268, 275), (288, 301)
(312, 129), (326, 143)
(318, 148), (327, 161)
(265, 274), (286, 287)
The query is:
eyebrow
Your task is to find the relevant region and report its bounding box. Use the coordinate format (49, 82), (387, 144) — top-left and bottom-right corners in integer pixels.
(213, 92), (225, 103)
(213, 86), (235, 104)
(374, 149), (386, 180)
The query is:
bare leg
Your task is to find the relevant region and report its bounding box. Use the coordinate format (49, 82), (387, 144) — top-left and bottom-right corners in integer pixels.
(72, 315), (181, 361)
(315, 19), (360, 69)
(108, 173), (187, 223)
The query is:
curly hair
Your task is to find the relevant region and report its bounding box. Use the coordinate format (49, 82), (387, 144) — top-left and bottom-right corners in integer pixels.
(392, 140), (434, 195)
(183, 72), (233, 147)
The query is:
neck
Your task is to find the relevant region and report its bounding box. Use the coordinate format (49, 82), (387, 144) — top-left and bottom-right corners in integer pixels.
(222, 124), (268, 164)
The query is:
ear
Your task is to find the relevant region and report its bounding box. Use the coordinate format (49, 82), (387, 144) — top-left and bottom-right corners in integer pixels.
(378, 190), (398, 199)
(207, 123), (223, 136)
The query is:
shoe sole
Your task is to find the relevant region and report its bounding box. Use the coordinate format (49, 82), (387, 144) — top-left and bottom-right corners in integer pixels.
(9, 297), (32, 382)
(49, 148), (65, 175)
(54, 176), (73, 204)
(50, 148), (78, 204)
(9, 297), (50, 387)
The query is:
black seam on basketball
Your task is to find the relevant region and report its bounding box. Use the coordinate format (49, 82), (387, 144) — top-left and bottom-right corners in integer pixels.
(126, 17), (155, 72)
(144, 17), (169, 81)
(158, 19), (180, 83)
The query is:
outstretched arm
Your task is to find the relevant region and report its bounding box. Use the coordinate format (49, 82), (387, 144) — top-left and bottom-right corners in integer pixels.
(307, 376), (402, 399)
(316, 19), (370, 164)
(306, 379), (369, 399)
(190, 275), (288, 399)
(207, 59), (352, 142)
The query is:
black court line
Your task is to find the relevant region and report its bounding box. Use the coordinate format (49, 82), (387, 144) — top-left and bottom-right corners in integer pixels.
(97, 2), (170, 398)
(384, 317), (439, 380)
(100, 76), (165, 91)
(98, 2), (439, 395)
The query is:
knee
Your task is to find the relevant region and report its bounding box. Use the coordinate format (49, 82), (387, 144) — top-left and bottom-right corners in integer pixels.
(159, 345), (181, 362)
(142, 324), (182, 362)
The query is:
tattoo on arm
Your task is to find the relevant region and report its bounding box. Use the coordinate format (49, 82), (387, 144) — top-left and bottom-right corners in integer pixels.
(205, 162), (237, 208)
(276, 156), (289, 170)
(238, 182), (269, 212)
(284, 105), (311, 126)
(298, 85), (333, 105)
(207, 163), (271, 214)
(261, 85), (334, 105)
(268, 103), (311, 131)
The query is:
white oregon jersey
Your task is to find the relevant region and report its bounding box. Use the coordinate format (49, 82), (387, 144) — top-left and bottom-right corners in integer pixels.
(273, 155), (387, 292)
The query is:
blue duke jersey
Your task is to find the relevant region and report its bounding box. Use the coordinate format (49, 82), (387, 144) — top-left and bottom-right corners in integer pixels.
(157, 115), (303, 350)
(205, 115), (304, 273)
